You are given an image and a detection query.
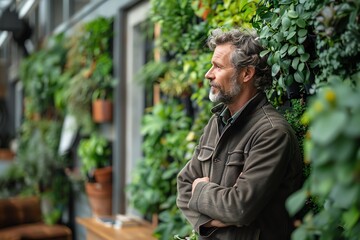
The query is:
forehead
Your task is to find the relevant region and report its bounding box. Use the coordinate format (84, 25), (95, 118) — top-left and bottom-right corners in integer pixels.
(212, 43), (233, 65)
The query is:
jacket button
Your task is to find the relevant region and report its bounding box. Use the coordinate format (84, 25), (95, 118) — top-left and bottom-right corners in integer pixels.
(214, 158), (221, 163)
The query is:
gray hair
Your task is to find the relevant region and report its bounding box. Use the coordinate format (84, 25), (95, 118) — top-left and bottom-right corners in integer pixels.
(207, 28), (272, 91)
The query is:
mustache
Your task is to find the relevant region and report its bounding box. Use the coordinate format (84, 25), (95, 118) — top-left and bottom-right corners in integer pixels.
(210, 82), (221, 89)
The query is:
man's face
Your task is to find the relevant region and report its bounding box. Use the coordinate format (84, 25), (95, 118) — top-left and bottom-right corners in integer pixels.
(205, 43), (241, 104)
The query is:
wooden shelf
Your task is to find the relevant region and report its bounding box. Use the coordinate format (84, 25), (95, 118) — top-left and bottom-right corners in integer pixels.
(76, 217), (157, 240)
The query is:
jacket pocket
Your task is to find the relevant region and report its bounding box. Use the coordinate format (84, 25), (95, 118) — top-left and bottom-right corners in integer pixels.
(198, 147), (214, 177)
(224, 150), (245, 186)
(226, 150), (245, 166)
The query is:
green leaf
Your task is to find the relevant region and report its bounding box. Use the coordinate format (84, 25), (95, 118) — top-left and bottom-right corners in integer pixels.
(282, 17), (291, 30)
(286, 31), (296, 40)
(296, 18), (306, 28)
(287, 10), (299, 19)
(274, 32), (284, 42)
(311, 111), (347, 145)
(281, 59), (291, 70)
(288, 45), (297, 55)
(298, 62), (305, 71)
(273, 51), (281, 62)
(267, 53), (274, 65)
(297, 45), (305, 54)
(162, 167), (178, 180)
(292, 227), (308, 240)
(329, 137), (356, 163)
(330, 185), (358, 209)
(286, 189), (307, 216)
(260, 50), (270, 57)
(344, 111), (360, 137)
(294, 70), (304, 83)
(300, 53), (310, 62)
(272, 64), (281, 76)
(260, 26), (272, 38)
(310, 175), (333, 196)
(280, 43), (289, 55)
(292, 57), (299, 70)
(272, 17), (281, 29)
(298, 29), (308, 37)
(343, 207), (360, 230)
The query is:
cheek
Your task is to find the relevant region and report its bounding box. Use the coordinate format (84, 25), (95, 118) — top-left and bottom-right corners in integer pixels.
(218, 72), (234, 87)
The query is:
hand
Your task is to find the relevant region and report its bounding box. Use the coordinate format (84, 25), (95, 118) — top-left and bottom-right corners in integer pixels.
(203, 219), (228, 228)
(192, 177), (209, 194)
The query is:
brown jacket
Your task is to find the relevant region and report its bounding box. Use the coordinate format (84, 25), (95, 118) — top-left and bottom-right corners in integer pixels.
(177, 93), (302, 240)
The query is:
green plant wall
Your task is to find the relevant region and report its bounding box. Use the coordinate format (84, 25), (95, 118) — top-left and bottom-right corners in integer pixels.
(131, 0), (360, 239)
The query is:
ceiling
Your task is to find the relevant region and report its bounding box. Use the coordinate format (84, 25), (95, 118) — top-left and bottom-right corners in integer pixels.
(0, 0), (12, 15)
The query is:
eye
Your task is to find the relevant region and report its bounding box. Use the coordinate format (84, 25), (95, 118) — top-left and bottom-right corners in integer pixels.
(214, 64), (221, 69)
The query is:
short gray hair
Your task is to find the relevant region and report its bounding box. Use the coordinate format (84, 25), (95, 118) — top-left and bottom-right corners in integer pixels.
(207, 28), (271, 91)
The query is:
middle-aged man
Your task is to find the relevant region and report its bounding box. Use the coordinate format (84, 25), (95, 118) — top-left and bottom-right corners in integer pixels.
(177, 28), (303, 240)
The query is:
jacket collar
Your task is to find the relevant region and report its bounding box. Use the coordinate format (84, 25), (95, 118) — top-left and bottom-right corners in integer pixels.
(210, 92), (268, 118)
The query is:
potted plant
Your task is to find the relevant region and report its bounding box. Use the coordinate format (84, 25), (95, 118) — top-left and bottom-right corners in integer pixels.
(90, 55), (116, 123)
(63, 17), (114, 129)
(77, 133), (112, 216)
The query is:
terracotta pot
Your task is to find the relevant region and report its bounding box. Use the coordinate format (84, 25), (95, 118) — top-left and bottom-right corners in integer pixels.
(94, 166), (112, 184)
(92, 99), (113, 123)
(85, 182), (112, 216)
(0, 149), (15, 160)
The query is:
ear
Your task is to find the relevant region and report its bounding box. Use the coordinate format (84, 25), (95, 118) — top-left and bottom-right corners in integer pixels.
(242, 66), (255, 83)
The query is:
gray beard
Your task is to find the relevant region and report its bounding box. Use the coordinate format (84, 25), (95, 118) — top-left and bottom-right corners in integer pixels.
(209, 74), (241, 104)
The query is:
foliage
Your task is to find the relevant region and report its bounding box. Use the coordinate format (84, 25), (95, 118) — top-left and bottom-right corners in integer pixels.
(16, 24), (76, 226)
(283, 99), (309, 179)
(131, 0), (360, 239)
(63, 16), (114, 134)
(282, 1), (360, 239)
(192, 0), (259, 29)
(287, 76), (360, 240)
(20, 33), (67, 117)
(135, 60), (169, 90)
(0, 119), (71, 224)
(77, 133), (111, 181)
(82, 16), (113, 58)
(313, 0), (360, 84)
(16, 120), (66, 190)
(150, 0), (204, 55)
(0, 163), (27, 197)
(254, 0), (317, 103)
(174, 230), (199, 240)
(284, 99), (307, 142)
(127, 100), (192, 240)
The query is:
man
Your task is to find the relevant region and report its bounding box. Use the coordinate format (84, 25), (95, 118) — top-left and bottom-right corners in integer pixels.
(176, 28), (303, 240)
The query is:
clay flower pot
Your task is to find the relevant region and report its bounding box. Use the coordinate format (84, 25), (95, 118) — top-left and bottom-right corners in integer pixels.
(94, 166), (112, 184)
(92, 99), (113, 123)
(85, 182), (112, 216)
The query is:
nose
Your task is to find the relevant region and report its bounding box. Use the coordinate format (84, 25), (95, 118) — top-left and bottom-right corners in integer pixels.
(205, 66), (214, 80)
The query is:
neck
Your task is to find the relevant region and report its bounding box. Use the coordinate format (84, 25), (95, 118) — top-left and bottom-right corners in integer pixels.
(227, 87), (258, 115)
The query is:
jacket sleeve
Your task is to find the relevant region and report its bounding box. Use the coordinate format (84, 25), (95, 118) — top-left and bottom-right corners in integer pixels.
(188, 127), (297, 226)
(176, 143), (217, 236)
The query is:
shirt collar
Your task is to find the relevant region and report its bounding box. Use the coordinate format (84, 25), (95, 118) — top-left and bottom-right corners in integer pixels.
(219, 93), (260, 125)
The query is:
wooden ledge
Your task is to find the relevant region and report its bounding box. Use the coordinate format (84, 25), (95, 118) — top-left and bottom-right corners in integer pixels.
(76, 217), (157, 240)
